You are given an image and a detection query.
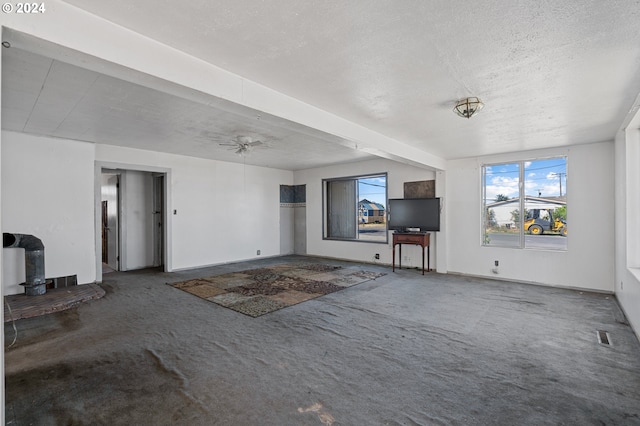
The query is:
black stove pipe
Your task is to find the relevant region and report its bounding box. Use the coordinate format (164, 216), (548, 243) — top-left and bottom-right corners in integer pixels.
(3, 233), (47, 296)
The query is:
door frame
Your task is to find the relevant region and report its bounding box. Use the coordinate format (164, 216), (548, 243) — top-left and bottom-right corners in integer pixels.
(152, 173), (165, 268)
(95, 162), (172, 283)
(101, 171), (121, 271)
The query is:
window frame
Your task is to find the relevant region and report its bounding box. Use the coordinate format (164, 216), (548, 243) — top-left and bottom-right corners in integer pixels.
(322, 172), (388, 244)
(481, 156), (567, 251)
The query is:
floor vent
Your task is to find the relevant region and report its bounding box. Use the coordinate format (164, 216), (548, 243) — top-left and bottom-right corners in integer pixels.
(597, 330), (611, 346)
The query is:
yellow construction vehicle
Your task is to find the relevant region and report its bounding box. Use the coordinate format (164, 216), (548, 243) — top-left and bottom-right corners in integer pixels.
(524, 209), (567, 236)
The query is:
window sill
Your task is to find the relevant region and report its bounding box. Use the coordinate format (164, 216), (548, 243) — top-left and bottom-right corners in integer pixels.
(629, 267), (640, 282)
(324, 237), (388, 244)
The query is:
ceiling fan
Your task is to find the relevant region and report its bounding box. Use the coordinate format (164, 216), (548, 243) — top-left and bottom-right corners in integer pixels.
(219, 135), (264, 155)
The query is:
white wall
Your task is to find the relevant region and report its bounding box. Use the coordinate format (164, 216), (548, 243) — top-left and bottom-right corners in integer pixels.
(294, 158), (437, 267)
(1, 48), (6, 426)
(615, 116), (640, 339)
(95, 144), (293, 271)
(294, 206), (307, 254)
(2, 131), (96, 294)
(120, 170), (154, 271)
(280, 206), (294, 255)
(446, 141), (615, 292)
(1, 131), (294, 294)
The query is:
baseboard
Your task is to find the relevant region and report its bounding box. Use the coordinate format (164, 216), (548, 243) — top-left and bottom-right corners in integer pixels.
(445, 270), (615, 295)
(170, 253), (286, 272)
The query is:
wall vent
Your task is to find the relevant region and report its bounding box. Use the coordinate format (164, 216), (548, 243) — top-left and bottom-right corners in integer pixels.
(46, 274), (78, 289)
(597, 330), (611, 346)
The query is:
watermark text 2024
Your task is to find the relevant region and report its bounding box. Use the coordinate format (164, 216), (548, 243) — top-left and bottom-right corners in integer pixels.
(2, 3), (46, 13)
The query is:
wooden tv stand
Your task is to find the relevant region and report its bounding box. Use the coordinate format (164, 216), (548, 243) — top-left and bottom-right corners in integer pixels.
(392, 232), (430, 275)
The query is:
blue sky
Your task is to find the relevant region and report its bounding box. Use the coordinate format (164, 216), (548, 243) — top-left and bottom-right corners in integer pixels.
(359, 176), (387, 206)
(484, 158), (567, 202)
(353, 160), (566, 208)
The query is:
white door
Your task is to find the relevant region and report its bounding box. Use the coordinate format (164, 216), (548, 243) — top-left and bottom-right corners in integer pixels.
(103, 174), (120, 270)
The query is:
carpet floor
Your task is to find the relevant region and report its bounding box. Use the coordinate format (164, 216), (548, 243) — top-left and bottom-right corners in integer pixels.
(4, 255), (640, 425)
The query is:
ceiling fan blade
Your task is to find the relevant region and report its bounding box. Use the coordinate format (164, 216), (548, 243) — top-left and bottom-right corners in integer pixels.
(217, 136), (265, 154)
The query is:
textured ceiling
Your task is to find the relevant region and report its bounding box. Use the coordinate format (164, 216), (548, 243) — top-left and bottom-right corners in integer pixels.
(1, 46), (374, 170)
(4, 1), (640, 168)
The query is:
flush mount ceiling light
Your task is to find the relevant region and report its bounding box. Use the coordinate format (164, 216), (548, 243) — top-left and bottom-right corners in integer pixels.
(453, 97), (484, 119)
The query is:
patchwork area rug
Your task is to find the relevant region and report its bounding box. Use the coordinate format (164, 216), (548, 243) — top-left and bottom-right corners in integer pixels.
(169, 263), (385, 317)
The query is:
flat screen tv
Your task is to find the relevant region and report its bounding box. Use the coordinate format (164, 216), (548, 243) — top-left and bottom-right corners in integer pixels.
(388, 198), (441, 232)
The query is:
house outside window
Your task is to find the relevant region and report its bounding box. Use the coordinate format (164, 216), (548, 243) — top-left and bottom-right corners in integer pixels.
(323, 173), (387, 243)
(482, 157), (567, 250)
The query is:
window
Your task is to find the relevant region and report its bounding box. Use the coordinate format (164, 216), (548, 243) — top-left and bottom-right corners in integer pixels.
(627, 127), (640, 269)
(323, 173), (387, 242)
(482, 157), (567, 250)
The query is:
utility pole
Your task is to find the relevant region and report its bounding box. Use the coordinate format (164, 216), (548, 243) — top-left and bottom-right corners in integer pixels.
(552, 172), (566, 197)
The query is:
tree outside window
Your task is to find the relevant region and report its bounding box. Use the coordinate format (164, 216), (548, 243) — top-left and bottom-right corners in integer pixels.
(482, 157), (567, 250)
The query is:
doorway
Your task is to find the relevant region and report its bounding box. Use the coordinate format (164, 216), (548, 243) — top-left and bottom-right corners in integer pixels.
(100, 169), (166, 274)
(101, 172), (120, 272)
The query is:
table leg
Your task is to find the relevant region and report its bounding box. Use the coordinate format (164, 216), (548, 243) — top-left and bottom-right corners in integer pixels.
(392, 244), (396, 272)
(422, 245), (425, 275)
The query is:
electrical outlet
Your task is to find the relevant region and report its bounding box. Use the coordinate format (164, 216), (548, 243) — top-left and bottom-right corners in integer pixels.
(494, 260), (499, 267)
(375, 253), (380, 260)
(256, 250), (261, 255)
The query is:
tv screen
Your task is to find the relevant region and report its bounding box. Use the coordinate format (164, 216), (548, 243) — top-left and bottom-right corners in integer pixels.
(388, 198), (441, 232)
